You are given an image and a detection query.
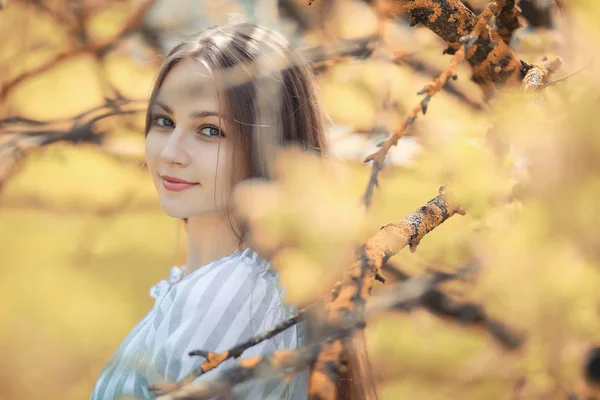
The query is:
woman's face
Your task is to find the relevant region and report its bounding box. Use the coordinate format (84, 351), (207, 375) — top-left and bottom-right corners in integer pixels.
(145, 58), (236, 219)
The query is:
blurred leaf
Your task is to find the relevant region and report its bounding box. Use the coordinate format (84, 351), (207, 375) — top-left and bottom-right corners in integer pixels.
(233, 148), (369, 305)
(320, 80), (377, 130)
(9, 55), (105, 119)
(86, 3), (133, 44)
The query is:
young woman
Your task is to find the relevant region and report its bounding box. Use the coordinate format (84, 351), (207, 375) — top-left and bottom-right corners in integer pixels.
(90, 22), (378, 400)
(90, 23), (327, 400)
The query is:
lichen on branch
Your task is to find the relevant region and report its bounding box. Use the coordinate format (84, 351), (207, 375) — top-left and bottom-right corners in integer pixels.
(522, 56), (563, 93)
(397, 0), (524, 93)
(308, 187), (466, 400)
(362, 0), (507, 208)
(496, 0), (522, 46)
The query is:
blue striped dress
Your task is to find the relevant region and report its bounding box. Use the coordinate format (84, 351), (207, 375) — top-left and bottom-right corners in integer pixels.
(90, 249), (308, 399)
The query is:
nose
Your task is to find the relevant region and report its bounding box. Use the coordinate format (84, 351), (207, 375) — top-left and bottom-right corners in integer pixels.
(159, 130), (189, 167)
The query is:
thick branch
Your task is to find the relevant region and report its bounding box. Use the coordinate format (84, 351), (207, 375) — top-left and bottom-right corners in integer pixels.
(496, 0), (522, 45)
(398, 0), (523, 92)
(308, 187), (465, 399)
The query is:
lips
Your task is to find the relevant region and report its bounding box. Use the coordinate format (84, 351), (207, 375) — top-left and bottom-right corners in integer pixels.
(161, 175), (199, 192)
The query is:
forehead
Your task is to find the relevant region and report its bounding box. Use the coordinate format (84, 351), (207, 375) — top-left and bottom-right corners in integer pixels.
(155, 57), (220, 105)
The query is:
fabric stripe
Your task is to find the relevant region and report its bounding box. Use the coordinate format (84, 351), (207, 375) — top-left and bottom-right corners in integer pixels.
(118, 370), (137, 399)
(166, 259), (252, 381)
(133, 374), (148, 399)
(148, 273), (213, 383)
(91, 312), (154, 400)
(111, 343), (146, 399)
(291, 369), (310, 400)
(234, 276), (278, 347)
(264, 380), (286, 399)
(282, 314), (296, 350)
(154, 258), (228, 380)
(152, 308), (165, 331)
(167, 257), (228, 335)
(145, 258), (227, 380)
(200, 282), (255, 353)
(141, 276), (182, 382)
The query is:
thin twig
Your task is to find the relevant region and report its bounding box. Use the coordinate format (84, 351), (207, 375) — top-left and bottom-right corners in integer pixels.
(0, 0), (156, 99)
(152, 307), (313, 394)
(0, 97), (145, 185)
(154, 344), (323, 400)
(544, 60), (593, 88)
(362, 47), (465, 208)
(361, 0), (506, 209)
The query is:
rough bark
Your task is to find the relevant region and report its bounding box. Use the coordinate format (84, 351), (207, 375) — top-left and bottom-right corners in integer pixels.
(399, 0), (524, 95)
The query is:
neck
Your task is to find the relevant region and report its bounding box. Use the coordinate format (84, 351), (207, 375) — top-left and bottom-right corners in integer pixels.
(184, 212), (242, 275)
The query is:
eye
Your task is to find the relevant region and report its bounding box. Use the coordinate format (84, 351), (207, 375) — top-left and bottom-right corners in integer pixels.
(197, 125), (225, 138)
(152, 115), (175, 128)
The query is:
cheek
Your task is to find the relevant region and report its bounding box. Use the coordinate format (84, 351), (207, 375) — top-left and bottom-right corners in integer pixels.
(144, 133), (162, 167)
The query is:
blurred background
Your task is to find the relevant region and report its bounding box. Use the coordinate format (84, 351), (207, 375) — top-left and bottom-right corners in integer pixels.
(1, 0), (599, 399)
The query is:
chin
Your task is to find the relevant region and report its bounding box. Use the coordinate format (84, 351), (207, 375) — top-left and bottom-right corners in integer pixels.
(159, 202), (212, 219)
(158, 202), (189, 219)
(160, 208), (189, 219)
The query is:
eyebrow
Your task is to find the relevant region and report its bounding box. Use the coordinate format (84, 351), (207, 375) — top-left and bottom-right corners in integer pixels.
(154, 101), (172, 114)
(189, 110), (220, 119)
(153, 102), (220, 119)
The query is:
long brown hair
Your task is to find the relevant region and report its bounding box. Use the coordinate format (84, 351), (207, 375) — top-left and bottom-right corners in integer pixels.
(144, 22), (378, 400)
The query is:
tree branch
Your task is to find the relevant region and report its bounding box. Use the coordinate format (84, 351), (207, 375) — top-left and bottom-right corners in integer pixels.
(361, 0), (505, 208)
(381, 261), (522, 349)
(308, 186), (465, 399)
(155, 344), (322, 400)
(0, 97), (146, 187)
(362, 46), (464, 208)
(0, 0), (156, 99)
(397, 0), (524, 97)
(521, 56), (563, 93)
(152, 307), (313, 394)
(496, 0), (522, 46)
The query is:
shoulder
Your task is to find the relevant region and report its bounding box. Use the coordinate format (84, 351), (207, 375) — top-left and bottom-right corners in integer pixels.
(181, 248), (276, 290)
(174, 248), (286, 311)
(164, 249), (293, 348)
(228, 248), (274, 281)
